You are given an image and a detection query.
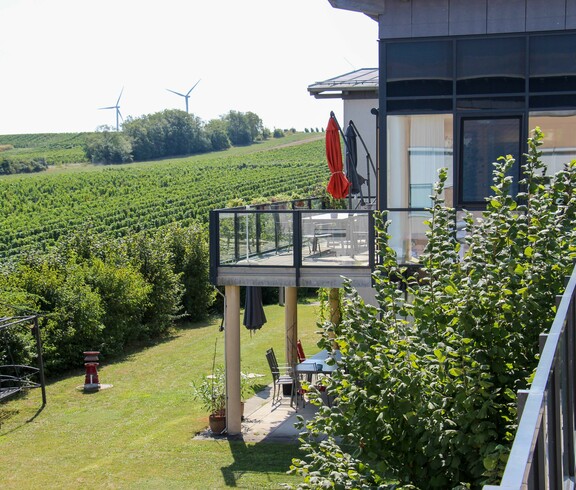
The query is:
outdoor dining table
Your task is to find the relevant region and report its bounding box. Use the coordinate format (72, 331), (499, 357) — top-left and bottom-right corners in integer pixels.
(295, 349), (341, 376)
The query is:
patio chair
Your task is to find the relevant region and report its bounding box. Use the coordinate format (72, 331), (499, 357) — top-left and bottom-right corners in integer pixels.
(296, 340), (306, 363)
(266, 348), (300, 408)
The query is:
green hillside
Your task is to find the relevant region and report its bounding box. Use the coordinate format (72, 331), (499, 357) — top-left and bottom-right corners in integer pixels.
(0, 134), (329, 258)
(0, 132), (94, 149)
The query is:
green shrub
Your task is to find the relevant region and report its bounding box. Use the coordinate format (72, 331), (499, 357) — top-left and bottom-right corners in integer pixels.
(290, 129), (576, 488)
(84, 131), (133, 164)
(163, 222), (214, 321)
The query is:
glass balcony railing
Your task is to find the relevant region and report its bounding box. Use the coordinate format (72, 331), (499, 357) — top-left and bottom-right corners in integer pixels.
(209, 198), (458, 286)
(209, 199), (376, 276)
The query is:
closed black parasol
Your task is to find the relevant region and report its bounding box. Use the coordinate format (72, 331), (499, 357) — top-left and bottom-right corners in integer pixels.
(345, 122), (366, 196)
(243, 286), (267, 331)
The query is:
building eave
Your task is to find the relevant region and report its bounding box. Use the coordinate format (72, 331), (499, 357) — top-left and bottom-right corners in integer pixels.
(328, 0), (384, 19)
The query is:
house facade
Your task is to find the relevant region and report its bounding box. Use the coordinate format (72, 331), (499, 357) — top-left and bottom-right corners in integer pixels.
(330, 0), (576, 260)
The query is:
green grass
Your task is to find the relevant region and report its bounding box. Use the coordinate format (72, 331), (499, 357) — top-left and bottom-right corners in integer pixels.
(0, 303), (322, 489)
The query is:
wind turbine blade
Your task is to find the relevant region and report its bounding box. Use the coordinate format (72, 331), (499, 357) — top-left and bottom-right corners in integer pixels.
(118, 109), (124, 122)
(99, 106), (116, 110)
(116, 87), (124, 106)
(166, 88), (185, 97)
(186, 79), (201, 96)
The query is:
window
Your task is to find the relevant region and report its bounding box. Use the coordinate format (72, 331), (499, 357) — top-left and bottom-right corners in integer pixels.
(529, 112), (576, 175)
(385, 41), (452, 97)
(457, 37), (525, 95)
(459, 117), (521, 206)
(387, 114), (454, 209)
(530, 34), (576, 93)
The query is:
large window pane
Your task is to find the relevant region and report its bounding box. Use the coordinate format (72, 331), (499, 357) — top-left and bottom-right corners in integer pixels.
(530, 34), (576, 93)
(387, 210), (433, 264)
(387, 114), (454, 210)
(457, 37), (525, 95)
(460, 117), (521, 205)
(385, 41), (452, 97)
(529, 112), (576, 175)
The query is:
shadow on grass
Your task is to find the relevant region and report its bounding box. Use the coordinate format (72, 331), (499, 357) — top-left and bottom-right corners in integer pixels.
(221, 438), (297, 487)
(0, 398), (45, 436)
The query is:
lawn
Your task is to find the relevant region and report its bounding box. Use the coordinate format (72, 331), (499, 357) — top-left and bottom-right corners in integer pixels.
(0, 302), (322, 489)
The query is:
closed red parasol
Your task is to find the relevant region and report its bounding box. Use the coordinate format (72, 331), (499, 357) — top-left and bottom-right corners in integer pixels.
(325, 116), (350, 199)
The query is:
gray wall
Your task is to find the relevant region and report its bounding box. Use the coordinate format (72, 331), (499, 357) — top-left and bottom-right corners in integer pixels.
(378, 0), (576, 39)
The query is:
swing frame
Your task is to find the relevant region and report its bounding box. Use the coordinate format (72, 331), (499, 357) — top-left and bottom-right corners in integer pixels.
(0, 315), (46, 406)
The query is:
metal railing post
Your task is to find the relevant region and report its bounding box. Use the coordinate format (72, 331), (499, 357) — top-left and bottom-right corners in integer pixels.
(293, 210), (302, 287)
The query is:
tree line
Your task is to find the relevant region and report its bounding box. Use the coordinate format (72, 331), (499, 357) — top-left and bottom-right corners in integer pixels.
(0, 223), (213, 375)
(84, 109), (277, 165)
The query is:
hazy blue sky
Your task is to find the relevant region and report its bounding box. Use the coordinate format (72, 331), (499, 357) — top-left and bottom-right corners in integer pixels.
(0, 0), (377, 134)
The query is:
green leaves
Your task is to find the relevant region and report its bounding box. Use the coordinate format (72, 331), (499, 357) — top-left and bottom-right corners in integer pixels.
(291, 128), (576, 489)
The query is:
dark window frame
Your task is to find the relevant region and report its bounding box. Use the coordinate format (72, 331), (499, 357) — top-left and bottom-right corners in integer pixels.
(456, 114), (523, 208)
(379, 31), (576, 211)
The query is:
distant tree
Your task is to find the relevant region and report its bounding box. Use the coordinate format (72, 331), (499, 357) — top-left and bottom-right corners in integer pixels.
(304, 128), (309, 133)
(245, 111), (264, 141)
(221, 110), (263, 146)
(84, 131), (133, 164)
(222, 110), (252, 145)
(273, 128), (285, 138)
(123, 110), (210, 161)
(205, 119), (231, 151)
(261, 127), (271, 140)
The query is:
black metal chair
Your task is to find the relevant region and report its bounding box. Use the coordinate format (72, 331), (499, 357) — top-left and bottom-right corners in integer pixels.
(265, 348), (299, 408)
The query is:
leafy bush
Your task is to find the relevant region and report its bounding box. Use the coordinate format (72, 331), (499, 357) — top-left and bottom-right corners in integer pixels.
(290, 129), (576, 488)
(205, 119), (231, 151)
(122, 109), (210, 161)
(0, 157), (48, 175)
(84, 131), (133, 164)
(273, 128), (285, 138)
(163, 222), (215, 321)
(0, 223), (213, 374)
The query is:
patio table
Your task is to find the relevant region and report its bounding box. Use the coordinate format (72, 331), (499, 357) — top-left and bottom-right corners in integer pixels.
(295, 349), (341, 375)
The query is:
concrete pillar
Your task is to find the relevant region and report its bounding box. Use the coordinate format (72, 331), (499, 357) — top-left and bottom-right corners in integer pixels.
(285, 286), (298, 367)
(225, 285), (242, 436)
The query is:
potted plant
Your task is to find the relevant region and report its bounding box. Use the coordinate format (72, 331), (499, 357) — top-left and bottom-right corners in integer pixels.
(192, 366), (256, 434)
(191, 366), (226, 434)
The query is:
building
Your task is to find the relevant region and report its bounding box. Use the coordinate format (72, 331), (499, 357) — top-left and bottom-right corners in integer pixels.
(331, 0), (576, 260)
(211, 0), (576, 435)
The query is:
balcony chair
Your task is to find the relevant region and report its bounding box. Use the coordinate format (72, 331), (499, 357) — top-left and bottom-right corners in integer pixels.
(296, 339), (306, 363)
(266, 348), (301, 408)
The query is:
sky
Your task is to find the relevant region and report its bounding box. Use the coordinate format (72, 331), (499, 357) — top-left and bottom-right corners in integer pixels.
(0, 0), (378, 135)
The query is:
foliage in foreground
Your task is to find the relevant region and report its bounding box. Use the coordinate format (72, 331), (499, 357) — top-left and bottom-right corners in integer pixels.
(289, 129), (576, 489)
(0, 222), (213, 374)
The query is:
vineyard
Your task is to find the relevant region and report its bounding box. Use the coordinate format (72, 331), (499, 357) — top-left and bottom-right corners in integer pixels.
(0, 132), (92, 168)
(0, 132), (93, 149)
(0, 136), (329, 258)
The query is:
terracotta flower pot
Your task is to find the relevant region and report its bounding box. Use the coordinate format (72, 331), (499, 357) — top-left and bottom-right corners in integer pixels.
(209, 412), (226, 435)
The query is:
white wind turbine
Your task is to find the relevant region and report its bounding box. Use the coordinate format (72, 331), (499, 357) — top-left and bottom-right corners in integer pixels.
(99, 88), (124, 131)
(166, 79), (201, 113)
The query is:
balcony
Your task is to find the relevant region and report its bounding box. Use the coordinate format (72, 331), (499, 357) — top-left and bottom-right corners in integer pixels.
(209, 198), (376, 289)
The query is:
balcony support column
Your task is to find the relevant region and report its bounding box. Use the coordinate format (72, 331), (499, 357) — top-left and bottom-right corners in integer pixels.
(225, 285), (242, 436)
(329, 288), (341, 327)
(285, 286), (298, 367)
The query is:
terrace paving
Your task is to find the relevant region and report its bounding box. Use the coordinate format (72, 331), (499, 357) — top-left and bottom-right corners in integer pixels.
(194, 384), (318, 443)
